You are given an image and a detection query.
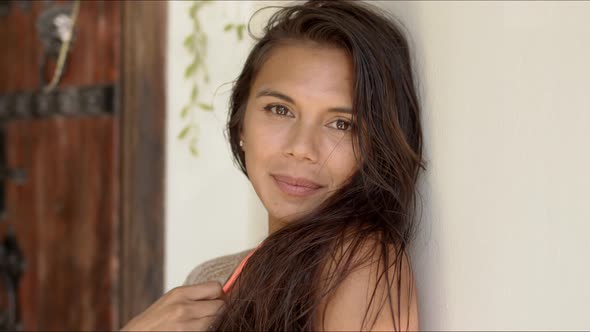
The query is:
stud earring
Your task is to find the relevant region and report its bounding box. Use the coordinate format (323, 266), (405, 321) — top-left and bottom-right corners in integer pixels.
(239, 140), (244, 148)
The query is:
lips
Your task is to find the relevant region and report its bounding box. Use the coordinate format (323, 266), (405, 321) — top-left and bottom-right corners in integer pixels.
(271, 174), (324, 197)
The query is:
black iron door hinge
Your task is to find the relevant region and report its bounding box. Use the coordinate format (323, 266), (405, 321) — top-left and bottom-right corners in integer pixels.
(0, 84), (115, 120)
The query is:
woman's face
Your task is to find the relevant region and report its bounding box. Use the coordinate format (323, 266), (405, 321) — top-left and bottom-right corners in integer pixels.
(241, 42), (358, 227)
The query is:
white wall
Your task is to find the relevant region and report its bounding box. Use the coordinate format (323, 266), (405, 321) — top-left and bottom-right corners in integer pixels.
(374, 1), (590, 330)
(166, 0), (590, 330)
(165, 1), (280, 291)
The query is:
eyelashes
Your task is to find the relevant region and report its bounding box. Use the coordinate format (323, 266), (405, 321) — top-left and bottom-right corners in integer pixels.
(263, 103), (353, 131)
(331, 119), (352, 131)
(263, 103), (293, 117)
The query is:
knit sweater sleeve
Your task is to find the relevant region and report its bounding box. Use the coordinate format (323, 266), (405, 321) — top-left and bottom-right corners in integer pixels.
(183, 249), (253, 286)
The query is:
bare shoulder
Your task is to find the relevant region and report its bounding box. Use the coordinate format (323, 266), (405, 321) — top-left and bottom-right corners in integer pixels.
(316, 237), (419, 331)
(183, 248), (253, 286)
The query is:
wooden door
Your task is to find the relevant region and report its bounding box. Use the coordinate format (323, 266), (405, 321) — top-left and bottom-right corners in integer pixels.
(0, 1), (166, 330)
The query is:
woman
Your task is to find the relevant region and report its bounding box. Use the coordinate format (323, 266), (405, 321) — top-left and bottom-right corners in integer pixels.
(123, 0), (425, 330)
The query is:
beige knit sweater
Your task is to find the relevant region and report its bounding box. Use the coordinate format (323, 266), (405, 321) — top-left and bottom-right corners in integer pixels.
(183, 248), (254, 286)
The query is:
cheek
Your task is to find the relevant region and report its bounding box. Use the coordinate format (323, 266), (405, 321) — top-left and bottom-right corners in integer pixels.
(243, 104), (281, 145)
(242, 118), (284, 182)
(323, 139), (358, 187)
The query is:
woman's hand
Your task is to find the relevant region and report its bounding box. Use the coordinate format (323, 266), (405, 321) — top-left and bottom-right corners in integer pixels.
(120, 281), (226, 331)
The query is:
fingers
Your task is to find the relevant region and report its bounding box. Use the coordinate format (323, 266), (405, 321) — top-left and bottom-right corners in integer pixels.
(120, 282), (226, 331)
(182, 299), (225, 320)
(167, 300), (224, 331)
(172, 281), (225, 302)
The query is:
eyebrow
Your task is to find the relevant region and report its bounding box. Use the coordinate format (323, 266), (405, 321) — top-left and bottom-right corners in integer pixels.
(255, 88), (353, 114)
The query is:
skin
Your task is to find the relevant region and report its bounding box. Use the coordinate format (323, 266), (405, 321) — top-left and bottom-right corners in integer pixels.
(120, 281), (225, 331)
(316, 240), (420, 331)
(121, 42), (419, 331)
(242, 42), (419, 330)
(240, 41), (359, 234)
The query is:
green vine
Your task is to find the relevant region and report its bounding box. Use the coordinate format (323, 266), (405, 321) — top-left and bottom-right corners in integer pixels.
(178, 0), (247, 156)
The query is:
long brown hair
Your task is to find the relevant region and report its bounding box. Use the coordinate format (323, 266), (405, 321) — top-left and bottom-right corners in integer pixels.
(214, 1), (425, 330)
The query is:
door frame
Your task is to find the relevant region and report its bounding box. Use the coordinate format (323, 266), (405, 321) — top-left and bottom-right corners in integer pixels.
(118, 1), (166, 326)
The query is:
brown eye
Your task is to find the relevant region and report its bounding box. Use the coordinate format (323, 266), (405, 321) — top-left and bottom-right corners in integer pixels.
(264, 104), (292, 117)
(329, 119), (352, 131)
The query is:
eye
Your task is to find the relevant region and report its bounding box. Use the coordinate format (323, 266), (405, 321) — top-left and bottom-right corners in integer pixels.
(328, 119), (352, 131)
(263, 104), (293, 117)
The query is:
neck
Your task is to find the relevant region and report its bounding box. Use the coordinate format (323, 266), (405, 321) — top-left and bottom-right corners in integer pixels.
(267, 215), (286, 235)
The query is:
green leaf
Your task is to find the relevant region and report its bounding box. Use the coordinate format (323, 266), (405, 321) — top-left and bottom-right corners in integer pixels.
(184, 61), (197, 79)
(180, 105), (191, 118)
(189, 137), (199, 156)
(198, 103), (214, 111)
(190, 145), (199, 156)
(183, 35), (195, 52)
(236, 24), (245, 41)
(178, 125), (192, 140)
(223, 23), (234, 32)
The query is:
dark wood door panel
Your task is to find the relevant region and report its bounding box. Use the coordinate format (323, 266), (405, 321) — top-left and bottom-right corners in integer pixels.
(4, 116), (118, 330)
(0, 0), (165, 329)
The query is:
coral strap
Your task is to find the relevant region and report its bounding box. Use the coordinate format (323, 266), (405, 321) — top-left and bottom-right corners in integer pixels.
(222, 243), (262, 294)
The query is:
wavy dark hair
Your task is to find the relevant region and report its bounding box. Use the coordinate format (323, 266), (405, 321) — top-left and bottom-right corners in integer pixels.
(212, 0), (425, 330)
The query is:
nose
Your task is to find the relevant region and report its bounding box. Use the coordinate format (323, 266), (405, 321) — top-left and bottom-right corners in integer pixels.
(283, 120), (319, 163)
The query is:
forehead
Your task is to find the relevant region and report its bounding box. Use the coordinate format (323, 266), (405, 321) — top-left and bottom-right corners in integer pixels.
(250, 43), (354, 103)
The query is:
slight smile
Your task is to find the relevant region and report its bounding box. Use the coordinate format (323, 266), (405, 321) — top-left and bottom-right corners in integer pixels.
(271, 174), (324, 198)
